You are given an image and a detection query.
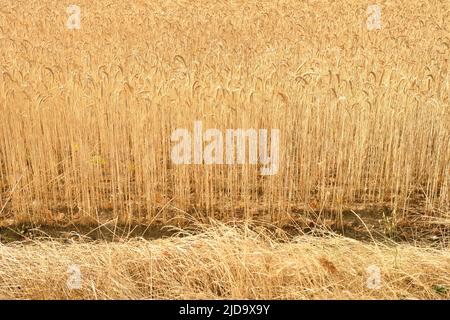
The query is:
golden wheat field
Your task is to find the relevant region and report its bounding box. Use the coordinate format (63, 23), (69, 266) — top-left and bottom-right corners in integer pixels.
(0, 0), (449, 300)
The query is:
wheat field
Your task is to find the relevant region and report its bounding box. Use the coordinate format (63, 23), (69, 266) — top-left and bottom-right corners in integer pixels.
(0, 0), (449, 300)
(1, 0), (448, 224)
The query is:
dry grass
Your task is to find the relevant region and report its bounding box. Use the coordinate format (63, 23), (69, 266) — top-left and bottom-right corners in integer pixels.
(0, 223), (449, 299)
(0, 0), (448, 225)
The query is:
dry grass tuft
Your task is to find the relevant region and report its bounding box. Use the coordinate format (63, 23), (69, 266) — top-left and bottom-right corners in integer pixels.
(0, 223), (449, 300)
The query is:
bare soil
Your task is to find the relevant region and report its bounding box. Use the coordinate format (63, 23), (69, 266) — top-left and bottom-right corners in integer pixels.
(1, 207), (448, 246)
